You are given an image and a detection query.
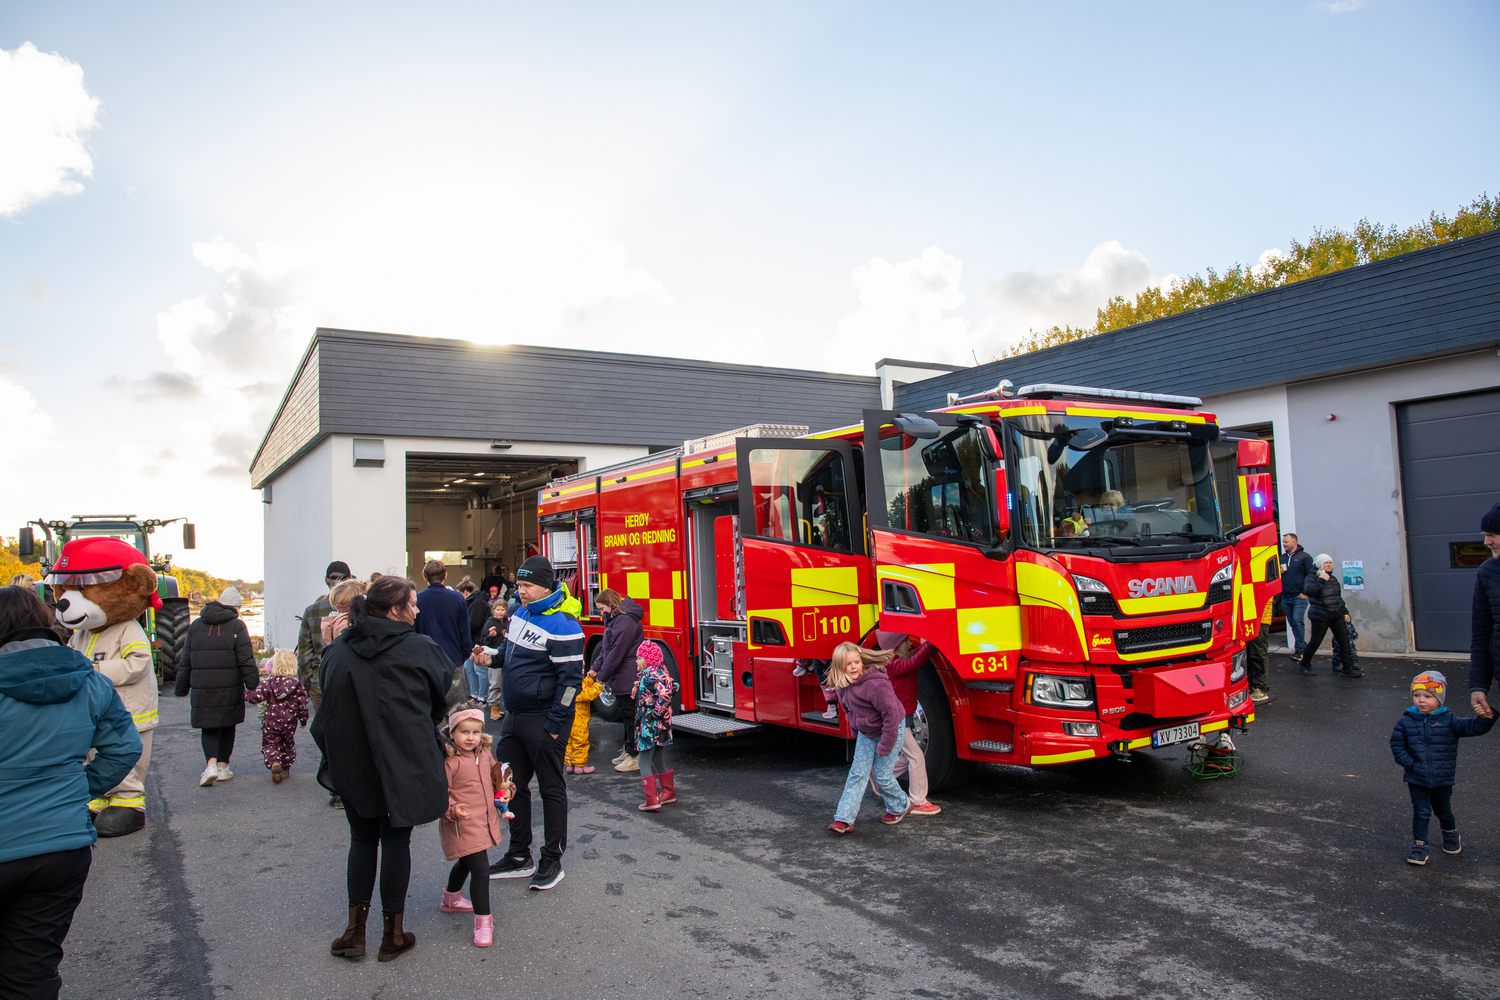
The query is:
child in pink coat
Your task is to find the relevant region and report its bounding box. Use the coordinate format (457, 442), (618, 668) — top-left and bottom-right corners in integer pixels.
(438, 709), (507, 947)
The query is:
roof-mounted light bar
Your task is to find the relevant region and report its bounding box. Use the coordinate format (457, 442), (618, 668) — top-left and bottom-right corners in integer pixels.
(1012, 383), (1203, 409)
(946, 380), (1014, 406)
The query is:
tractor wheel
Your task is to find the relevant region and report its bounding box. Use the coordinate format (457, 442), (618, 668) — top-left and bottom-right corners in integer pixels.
(153, 597), (190, 686)
(916, 664), (974, 793)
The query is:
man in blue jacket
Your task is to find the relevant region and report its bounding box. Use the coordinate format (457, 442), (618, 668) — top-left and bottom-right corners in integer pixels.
(1469, 502), (1500, 719)
(416, 559), (471, 671)
(0, 586), (142, 1000)
(1280, 532), (1314, 656)
(472, 556), (582, 891)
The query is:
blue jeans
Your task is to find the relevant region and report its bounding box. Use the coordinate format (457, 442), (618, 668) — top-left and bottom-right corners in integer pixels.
(835, 723), (910, 824)
(463, 658), (488, 700)
(1409, 783), (1455, 843)
(1284, 594), (1308, 651)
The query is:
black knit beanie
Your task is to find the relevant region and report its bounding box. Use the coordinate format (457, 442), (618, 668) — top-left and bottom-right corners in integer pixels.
(1482, 502), (1500, 535)
(516, 556), (556, 591)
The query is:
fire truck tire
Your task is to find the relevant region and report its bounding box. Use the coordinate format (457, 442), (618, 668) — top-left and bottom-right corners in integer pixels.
(916, 665), (973, 792)
(587, 636), (622, 722)
(153, 597), (190, 686)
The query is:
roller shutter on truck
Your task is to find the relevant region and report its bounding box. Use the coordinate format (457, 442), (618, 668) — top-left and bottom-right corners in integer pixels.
(1397, 387), (1500, 652)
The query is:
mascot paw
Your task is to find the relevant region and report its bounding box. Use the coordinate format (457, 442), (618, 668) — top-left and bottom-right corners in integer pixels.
(94, 806), (146, 838)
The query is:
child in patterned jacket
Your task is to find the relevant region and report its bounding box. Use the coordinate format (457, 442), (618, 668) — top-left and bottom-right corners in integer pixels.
(244, 649), (309, 784)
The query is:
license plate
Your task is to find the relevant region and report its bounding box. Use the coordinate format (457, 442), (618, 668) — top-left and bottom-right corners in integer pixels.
(1151, 721), (1200, 748)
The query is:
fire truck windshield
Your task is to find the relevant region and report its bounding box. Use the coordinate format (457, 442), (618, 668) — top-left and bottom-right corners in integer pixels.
(1004, 414), (1222, 549)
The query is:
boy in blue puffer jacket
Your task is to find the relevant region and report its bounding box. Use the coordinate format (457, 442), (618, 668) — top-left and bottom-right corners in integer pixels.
(1390, 670), (1494, 865)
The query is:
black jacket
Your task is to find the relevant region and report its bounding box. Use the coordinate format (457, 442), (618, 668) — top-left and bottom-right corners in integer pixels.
(1281, 547), (1314, 597)
(174, 602), (258, 729)
(592, 598), (644, 698)
(1471, 558), (1500, 694)
(310, 615), (450, 827)
(466, 591), (490, 645)
(478, 612), (507, 649)
(1390, 706), (1494, 787)
(1302, 572), (1347, 623)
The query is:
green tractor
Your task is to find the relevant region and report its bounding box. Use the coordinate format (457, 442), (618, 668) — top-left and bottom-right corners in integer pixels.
(19, 515), (197, 685)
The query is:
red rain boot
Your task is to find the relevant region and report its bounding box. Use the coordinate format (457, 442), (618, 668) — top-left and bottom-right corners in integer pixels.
(657, 770), (676, 805)
(638, 775), (661, 812)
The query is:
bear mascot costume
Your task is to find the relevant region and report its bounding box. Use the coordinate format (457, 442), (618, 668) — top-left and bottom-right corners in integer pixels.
(45, 537), (161, 837)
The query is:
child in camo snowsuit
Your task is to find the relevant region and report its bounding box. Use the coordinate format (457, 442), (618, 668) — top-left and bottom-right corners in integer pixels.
(244, 649), (309, 783)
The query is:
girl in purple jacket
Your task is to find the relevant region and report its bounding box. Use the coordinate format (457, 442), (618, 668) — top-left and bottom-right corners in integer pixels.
(827, 641), (910, 834)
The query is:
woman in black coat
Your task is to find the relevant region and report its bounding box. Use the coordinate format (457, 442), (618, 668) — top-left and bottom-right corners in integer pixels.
(311, 575), (450, 963)
(1298, 553), (1360, 677)
(174, 587), (258, 786)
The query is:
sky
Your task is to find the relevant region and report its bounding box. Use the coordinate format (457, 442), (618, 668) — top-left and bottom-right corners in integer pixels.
(2, 1), (1497, 580)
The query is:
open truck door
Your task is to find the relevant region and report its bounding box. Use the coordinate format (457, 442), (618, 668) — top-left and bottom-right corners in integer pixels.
(1228, 438), (1280, 643)
(734, 437), (874, 661)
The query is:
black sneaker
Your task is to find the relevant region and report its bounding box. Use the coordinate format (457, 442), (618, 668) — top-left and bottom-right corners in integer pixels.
(1406, 843), (1429, 866)
(1442, 830), (1462, 855)
(529, 858), (564, 890)
(489, 854), (535, 880)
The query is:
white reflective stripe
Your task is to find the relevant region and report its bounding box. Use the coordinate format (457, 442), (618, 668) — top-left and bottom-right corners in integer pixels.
(550, 654), (584, 662)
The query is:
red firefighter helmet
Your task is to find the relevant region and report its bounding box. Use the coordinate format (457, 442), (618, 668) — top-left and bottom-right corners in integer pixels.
(45, 537), (163, 610)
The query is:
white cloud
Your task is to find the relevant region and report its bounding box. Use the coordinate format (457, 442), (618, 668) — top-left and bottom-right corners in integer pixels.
(1313, 0), (1366, 12)
(827, 247), (973, 369)
(0, 42), (100, 217)
(980, 240), (1156, 350)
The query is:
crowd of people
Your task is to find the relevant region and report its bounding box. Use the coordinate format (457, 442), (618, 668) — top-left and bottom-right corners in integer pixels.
(2, 501), (1499, 994)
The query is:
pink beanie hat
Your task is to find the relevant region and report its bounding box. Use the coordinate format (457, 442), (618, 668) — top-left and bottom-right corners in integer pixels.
(448, 708), (486, 732)
(636, 640), (663, 667)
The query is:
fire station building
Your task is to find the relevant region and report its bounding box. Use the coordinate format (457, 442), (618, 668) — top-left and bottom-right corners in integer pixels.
(252, 230), (1499, 656)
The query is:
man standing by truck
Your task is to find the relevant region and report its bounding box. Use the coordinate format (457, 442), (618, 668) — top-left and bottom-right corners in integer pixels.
(1281, 533), (1313, 656)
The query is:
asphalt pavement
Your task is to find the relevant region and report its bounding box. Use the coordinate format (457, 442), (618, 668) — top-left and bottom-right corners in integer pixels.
(60, 652), (1500, 1000)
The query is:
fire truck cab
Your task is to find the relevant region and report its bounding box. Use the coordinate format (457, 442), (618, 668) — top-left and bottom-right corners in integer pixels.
(536, 382), (1279, 790)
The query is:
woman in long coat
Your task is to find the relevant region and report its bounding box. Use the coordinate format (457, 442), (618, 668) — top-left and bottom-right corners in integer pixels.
(174, 587), (258, 786)
(311, 575), (450, 963)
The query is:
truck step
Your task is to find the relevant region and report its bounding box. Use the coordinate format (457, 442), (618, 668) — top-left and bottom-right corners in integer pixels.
(800, 711), (840, 728)
(671, 712), (760, 739)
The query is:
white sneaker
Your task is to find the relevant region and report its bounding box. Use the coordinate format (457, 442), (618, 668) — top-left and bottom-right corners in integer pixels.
(217, 765), (233, 781)
(199, 764), (218, 787)
(822, 705), (838, 720)
(611, 748), (628, 765)
(792, 664), (808, 677)
(615, 755), (639, 773)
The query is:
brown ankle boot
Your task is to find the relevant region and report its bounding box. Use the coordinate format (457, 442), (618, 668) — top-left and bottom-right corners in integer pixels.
(378, 910), (416, 962)
(330, 902), (369, 958)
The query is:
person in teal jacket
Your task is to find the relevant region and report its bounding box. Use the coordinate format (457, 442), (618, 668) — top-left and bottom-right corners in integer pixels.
(0, 585), (142, 1000)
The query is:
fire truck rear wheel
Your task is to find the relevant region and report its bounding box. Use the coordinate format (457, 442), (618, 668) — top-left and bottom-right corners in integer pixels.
(153, 597), (190, 686)
(916, 664), (973, 792)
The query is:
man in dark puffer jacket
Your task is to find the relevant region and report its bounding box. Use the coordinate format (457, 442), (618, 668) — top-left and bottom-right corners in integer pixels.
(1468, 502), (1500, 718)
(1391, 670), (1494, 866)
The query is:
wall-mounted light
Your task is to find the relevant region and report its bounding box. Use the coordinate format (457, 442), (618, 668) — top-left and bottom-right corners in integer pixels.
(354, 438), (386, 467)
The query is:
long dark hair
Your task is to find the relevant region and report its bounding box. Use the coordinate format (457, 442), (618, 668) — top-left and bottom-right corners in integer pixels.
(348, 576), (416, 628)
(0, 586), (58, 645)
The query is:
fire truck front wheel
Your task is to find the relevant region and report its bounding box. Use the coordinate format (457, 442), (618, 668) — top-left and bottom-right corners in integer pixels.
(916, 665), (973, 792)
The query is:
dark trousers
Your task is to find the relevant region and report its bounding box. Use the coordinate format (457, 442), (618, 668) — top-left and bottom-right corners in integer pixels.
(1245, 624), (1269, 692)
(498, 712), (568, 865)
(1409, 784), (1456, 843)
(1300, 617), (1354, 672)
(618, 695), (636, 754)
(345, 811), (412, 913)
(446, 852), (491, 915)
(0, 846), (92, 1000)
(200, 726), (236, 763)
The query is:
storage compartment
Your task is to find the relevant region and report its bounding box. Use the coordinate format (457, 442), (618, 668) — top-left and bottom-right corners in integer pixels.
(695, 622), (745, 711)
(1132, 661), (1226, 718)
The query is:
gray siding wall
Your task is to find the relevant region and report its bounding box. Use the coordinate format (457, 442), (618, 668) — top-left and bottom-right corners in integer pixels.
(896, 231), (1500, 410)
(250, 346), (321, 488)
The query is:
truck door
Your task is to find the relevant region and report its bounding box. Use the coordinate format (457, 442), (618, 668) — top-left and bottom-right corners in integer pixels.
(861, 410), (1020, 681)
(734, 438), (874, 660)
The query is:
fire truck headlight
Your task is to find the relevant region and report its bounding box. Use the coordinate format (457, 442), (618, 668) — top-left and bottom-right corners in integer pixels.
(1062, 721), (1099, 737)
(1210, 563), (1234, 585)
(1027, 673), (1095, 710)
(1071, 574), (1109, 594)
(1230, 650), (1247, 683)
(1228, 688), (1249, 710)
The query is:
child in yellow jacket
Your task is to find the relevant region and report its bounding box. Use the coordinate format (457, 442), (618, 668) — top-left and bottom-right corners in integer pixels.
(565, 675), (604, 774)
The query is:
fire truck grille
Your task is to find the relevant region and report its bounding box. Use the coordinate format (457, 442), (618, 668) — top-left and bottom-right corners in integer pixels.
(1207, 581), (1233, 605)
(1113, 619), (1214, 654)
(1079, 591), (1119, 616)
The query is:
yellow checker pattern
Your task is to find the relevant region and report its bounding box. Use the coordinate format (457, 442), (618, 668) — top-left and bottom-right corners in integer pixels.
(790, 566), (860, 607)
(875, 563), (956, 610)
(956, 606), (1022, 654)
(1017, 560), (1087, 656)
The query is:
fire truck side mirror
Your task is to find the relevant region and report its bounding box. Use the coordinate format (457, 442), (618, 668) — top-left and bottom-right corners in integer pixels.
(183, 523), (196, 549)
(1236, 439), (1271, 469)
(17, 527), (32, 557)
(993, 467), (1011, 538)
(1238, 472), (1273, 527)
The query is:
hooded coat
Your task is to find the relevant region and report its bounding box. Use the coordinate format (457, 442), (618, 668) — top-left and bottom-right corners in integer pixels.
(591, 597), (644, 698)
(834, 669), (906, 757)
(1302, 572), (1349, 623)
(174, 601), (259, 729)
(1390, 706), (1494, 788)
(310, 615), (450, 827)
(0, 633), (142, 864)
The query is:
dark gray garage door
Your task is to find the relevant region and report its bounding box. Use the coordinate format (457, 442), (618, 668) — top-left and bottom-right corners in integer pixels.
(1397, 387), (1500, 652)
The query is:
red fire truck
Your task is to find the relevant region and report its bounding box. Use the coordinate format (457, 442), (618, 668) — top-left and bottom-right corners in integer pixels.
(535, 382), (1280, 790)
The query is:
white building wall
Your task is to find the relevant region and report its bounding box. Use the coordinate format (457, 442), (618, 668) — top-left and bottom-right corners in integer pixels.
(262, 436), (333, 650)
(1200, 384), (1298, 535)
(1285, 349), (1500, 653)
(263, 435), (648, 645)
